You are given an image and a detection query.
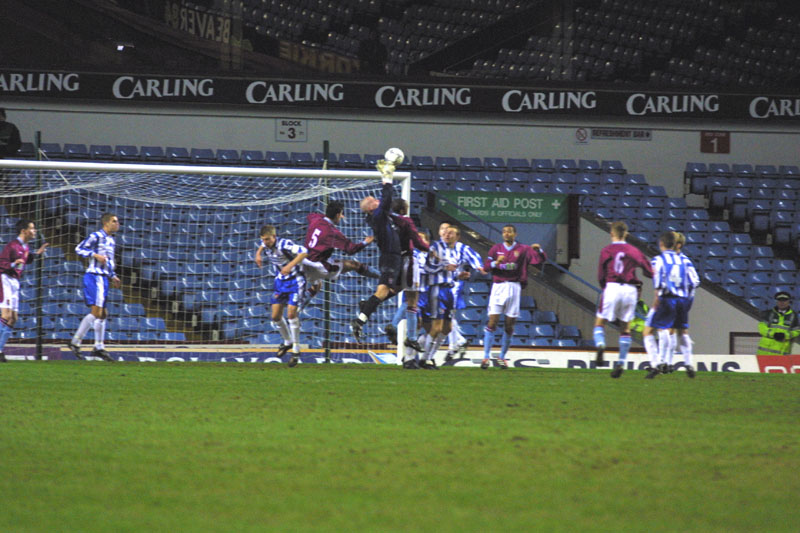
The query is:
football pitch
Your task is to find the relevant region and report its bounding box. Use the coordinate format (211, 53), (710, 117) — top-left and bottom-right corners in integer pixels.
(1, 362), (797, 532)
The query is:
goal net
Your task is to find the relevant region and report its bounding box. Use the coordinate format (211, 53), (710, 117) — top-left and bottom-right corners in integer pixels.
(0, 159), (410, 359)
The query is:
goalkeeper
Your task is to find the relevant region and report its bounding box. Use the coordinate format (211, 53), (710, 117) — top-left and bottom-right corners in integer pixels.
(350, 159), (407, 346)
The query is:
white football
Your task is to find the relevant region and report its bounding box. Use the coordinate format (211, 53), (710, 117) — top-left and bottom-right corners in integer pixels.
(384, 147), (404, 165)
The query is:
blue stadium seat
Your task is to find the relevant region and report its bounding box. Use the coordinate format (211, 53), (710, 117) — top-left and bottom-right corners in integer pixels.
(578, 159), (601, 173)
(166, 146), (190, 163)
(115, 145), (139, 161)
(435, 156), (459, 170)
(557, 325), (581, 339)
(89, 144), (114, 160)
(410, 155), (435, 170)
(531, 324), (555, 338)
(363, 154), (381, 168)
(17, 142), (35, 158)
(289, 152), (314, 168)
(216, 149), (240, 165)
(40, 143), (64, 159)
(554, 159), (578, 173)
(302, 152), (333, 168)
(507, 158), (531, 172)
(531, 158), (554, 173)
(190, 148), (215, 164)
(529, 338), (553, 346)
(241, 150), (266, 165)
(266, 151), (291, 166)
(460, 157), (483, 170)
(161, 332), (186, 341)
(685, 162), (708, 194)
(725, 258), (750, 272)
(484, 157), (505, 170)
(533, 310), (557, 324)
(602, 160), (625, 174)
(141, 146), (166, 161)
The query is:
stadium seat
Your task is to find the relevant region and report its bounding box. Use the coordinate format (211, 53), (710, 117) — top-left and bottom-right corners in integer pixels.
(460, 157), (483, 170)
(141, 146), (166, 162)
(533, 310), (558, 324)
(190, 148), (216, 164)
(216, 149), (241, 165)
(266, 151), (291, 166)
(88, 144), (113, 160)
(578, 159), (601, 173)
(531, 158), (554, 173)
(507, 158), (531, 172)
(410, 155), (435, 170)
(601, 160), (626, 174)
(529, 338), (553, 346)
(483, 157), (505, 170)
(115, 145), (140, 161)
(435, 156), (460, 170)
(17, 142), (35, 158)
(40, 143), (64, 159)
(166, 146), (190, 163)
(554, 159), (578, 173)
(241, 150), (266, 165)
(531, 324), (555, 338)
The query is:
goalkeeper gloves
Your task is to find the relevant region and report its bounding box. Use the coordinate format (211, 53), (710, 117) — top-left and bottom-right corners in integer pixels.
(376, 159), (395, 184)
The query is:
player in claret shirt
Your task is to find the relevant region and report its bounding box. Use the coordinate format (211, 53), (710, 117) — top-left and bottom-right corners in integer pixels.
(302, 200), (377, 305)
(480, 224), (538, 369)
(594, 221), (653, 377)
(0, 219), (48, 362)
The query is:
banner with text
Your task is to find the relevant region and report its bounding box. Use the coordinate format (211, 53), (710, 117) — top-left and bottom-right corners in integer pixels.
(2, 69), (800, 121)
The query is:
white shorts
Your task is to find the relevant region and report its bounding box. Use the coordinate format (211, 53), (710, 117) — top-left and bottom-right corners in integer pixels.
(0, 273), (20, 312)
(596, 283), (637, 323)
(302, 259), (344, 284)
(404, 255), (420, 292)
(487, 281), (521, 318)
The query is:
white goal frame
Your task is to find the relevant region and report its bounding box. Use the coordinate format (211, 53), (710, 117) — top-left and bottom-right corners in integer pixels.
(0, 158), (411, 363)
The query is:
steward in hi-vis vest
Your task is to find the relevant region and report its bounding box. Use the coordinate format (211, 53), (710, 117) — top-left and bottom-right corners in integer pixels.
(757, 291), (799, 356)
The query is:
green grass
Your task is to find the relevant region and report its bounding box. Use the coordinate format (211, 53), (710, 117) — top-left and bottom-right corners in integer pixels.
(1, 362), (798, 532)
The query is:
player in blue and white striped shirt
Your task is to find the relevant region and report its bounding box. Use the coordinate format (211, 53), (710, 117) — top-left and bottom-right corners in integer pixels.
(646, 231), (700, 378)
(68, 213), (121, 361)
(421, 225), (484, 365)
(255, 224), (309, 367)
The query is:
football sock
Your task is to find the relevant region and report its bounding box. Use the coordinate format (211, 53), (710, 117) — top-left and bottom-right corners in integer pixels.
(668, 333), (678, 364)
(74, 313), (96, 344)
(644, 334), (659, 367)
(426, 333), (446, 361)
(406, 306), (418, 340)
(288, 317), (300, 346)
(93, 319), (107, 350)
(679, 333), (694, 365)
(0, 320), (13, 351)
(500, 329), (513, 359)
(358, 295), (382, 323)
(271, 319), (291, 344)
(483, 327), (495, 360)
(657, 329), (672, 365)
(593, 326), (605, 348)
(618, 334), (632, 365)
(391, 303), (405, 328)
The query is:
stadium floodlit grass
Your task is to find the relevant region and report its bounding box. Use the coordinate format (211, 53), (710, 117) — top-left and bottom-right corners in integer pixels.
(1, 362), (798, 532)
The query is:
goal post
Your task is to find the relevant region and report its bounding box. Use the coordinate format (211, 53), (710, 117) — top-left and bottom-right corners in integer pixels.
(0, 158), (411, 363)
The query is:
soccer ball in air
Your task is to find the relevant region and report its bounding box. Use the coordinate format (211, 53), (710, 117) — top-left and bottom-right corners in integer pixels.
(384, 147), (405, 165)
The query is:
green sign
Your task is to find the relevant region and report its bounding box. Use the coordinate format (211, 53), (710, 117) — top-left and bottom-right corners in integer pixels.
(436, 192), (568, 224)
